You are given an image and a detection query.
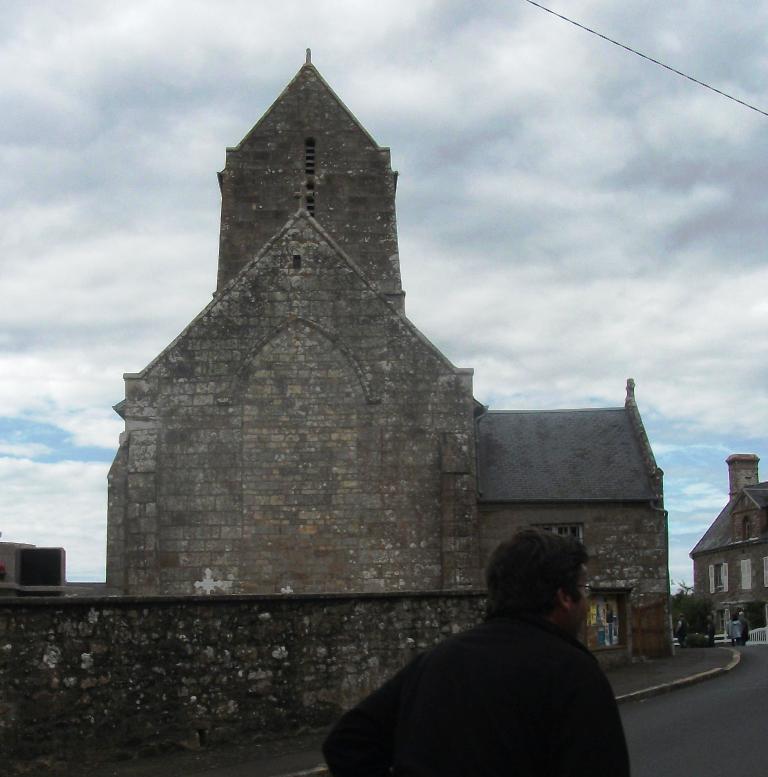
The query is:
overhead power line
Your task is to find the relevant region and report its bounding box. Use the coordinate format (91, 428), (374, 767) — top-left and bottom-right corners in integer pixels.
(523, 0), (768, 118)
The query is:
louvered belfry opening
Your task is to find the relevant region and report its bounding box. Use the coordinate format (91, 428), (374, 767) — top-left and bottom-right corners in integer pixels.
(305, 137), (316, 216)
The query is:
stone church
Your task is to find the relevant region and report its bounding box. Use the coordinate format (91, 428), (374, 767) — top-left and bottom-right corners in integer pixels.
(107, 55), (670, 656)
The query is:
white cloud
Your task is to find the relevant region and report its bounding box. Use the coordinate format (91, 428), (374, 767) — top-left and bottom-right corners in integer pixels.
(667, 531), (706, 589)
(1, 0), (767, 582)
(0, 442), (53, 459)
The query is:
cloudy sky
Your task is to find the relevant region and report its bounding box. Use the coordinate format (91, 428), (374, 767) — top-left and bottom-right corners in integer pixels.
(2, 1), (766, 586)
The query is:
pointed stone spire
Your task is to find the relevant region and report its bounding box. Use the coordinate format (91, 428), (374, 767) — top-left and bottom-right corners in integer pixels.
(305, 48), (312, 65)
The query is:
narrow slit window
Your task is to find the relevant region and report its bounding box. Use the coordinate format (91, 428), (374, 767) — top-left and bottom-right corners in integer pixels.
(306, 193), (315, 216)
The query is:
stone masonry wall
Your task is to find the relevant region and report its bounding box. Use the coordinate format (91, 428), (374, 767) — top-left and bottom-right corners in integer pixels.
(479, 502), (668, 602)
(1, 592), (486, 768)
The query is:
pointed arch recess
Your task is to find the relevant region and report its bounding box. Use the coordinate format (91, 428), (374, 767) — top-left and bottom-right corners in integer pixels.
(232, 316), (381, 404)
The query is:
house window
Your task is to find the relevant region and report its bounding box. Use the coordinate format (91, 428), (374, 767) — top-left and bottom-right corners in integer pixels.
(743, 517), (750, 540)
(710, 562), (728, 593)
(292, 254), (302, 269)
(741, 558), (752, 590)
(539, 524), (583, 540)
(763, 556), (768, 587)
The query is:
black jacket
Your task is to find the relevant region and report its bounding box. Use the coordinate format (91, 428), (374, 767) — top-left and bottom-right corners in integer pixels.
(323, 613), (629, 776)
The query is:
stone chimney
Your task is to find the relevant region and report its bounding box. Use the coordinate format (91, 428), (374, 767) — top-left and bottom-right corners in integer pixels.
(726, 453), (759, 498)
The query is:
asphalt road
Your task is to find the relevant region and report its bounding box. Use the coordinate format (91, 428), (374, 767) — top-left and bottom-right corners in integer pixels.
(621, 645), (768, 776)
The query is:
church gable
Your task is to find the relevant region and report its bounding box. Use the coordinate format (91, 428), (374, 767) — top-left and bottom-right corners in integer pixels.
(111, 208), (478, 595)
(132, 212), (450, 397)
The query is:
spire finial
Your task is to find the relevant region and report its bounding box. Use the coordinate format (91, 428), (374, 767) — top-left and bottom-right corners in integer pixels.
(625, 377), (636, 405)
(306, 48), (312, 65)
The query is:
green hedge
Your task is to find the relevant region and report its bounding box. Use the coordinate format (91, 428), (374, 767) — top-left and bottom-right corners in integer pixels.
(682, 633), (710, 648)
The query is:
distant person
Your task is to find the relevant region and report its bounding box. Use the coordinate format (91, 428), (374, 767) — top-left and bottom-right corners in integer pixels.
(727, 614), (742, 646)
(674, 616), (688, 648)
(706, 615), (716, 647)
(323, 529), (630, 777)
(738, 610), (749, 645)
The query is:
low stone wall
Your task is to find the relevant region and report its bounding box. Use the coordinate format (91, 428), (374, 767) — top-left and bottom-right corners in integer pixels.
(1, 591), (486, 767)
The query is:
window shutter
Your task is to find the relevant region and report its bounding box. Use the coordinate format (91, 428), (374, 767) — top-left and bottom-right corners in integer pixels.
(741, 559), (752, 590)
(709, 565), (715, 594)
(722, 562), (729, 592)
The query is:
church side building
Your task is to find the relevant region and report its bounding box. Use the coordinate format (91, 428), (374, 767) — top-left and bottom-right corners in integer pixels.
(476, 380), (669, 658)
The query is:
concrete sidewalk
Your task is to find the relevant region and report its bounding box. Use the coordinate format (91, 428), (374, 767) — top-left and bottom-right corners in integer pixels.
(30, 647), (740, 777)
(610, 645), (739, 701)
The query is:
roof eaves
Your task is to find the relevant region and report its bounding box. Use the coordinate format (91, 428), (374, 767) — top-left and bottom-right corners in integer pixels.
(478, 496), (656, 505)
(481, 407), (625, 416)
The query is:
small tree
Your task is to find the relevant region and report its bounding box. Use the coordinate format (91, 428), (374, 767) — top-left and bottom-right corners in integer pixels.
(671, 580), (712, 633)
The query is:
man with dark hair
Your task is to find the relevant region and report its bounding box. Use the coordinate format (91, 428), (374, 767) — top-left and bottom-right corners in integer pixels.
(323, 529), (629, 776)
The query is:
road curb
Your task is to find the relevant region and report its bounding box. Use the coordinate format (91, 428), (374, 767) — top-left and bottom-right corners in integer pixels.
(616, 648), (741, 704)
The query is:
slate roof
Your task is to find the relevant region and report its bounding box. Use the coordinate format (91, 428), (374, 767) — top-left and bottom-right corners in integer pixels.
(476, 408), (657, 502)
(690, 481), (768, 555)
(689, 499), (736, 556)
